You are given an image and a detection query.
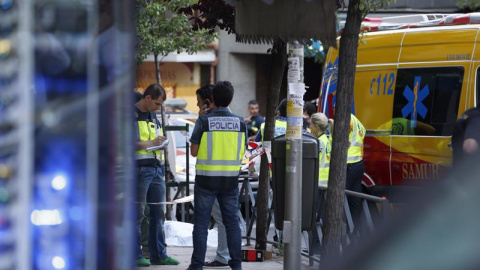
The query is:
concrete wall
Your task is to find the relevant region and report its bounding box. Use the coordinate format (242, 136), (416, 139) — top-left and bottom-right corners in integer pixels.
(227, 53), (256, 116)
(218, 30), (271, 116)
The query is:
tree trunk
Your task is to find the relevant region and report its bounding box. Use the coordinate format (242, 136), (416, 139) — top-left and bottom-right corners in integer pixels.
(321, 0), (362, 260)
(255, 41), (287, 250)
(154, 54), (161, 84)
(154, 53), (172, 219)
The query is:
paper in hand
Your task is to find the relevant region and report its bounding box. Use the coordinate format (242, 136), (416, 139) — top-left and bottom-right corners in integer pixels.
(146, 139), (169, 152)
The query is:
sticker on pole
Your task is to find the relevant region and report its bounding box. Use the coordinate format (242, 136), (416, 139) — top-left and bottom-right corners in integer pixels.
(287, 100), (303, 117)
(286, 125), (302, 140)
(286, 166), (296, 173)
(292, 48), (304, 56)
(287, 57), (300, 81)
(288, 82), (306, 96)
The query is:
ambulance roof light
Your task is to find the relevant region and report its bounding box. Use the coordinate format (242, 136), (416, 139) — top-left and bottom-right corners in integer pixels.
(339, 13), (480, 35)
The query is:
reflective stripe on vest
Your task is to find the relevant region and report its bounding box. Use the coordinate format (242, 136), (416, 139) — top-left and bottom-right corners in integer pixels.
(347, 114), (365, 164)
(136, 120), (164, 162)
(196, 131), (245, 177)
(318, 134), (331, 185)
(260, 119), (287, 141)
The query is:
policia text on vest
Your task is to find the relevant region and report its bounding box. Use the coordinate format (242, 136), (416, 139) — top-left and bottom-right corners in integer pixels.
(208, 117), (241, 131)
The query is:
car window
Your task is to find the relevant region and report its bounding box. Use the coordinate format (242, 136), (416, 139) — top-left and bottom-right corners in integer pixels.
(170, 119), (193, 149)
(174, 131), (186, 148)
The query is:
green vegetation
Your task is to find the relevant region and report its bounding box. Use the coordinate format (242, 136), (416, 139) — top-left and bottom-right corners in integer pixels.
(135, 0), (217, 67)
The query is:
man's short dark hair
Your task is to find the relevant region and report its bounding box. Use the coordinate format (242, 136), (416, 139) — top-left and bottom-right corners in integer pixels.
(134, 91), (143, 103)
(212, 81), (234, 107)
(304, 102), (317, 117)
(195, 84), (213, 101)
(143, 84), (166, 101)
(248, 100), (259, 106)
(277, 99), (287, 117)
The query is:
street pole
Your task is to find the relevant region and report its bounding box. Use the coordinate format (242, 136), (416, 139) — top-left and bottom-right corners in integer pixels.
(284, 41), (305, 269)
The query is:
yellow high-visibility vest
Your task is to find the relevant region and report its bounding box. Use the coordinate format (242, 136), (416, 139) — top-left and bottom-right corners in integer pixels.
(136, 116), (164, 163)
(318, 133), (331, 187)
(196, 115), (246, 177)
(259, 119), (287, 141)
(347, 114), (365, 164)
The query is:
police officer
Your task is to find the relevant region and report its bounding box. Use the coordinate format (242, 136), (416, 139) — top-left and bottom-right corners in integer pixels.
(452, 107), (480, 167)
(188, 81), (246, 270)
(134, 84), (179, 267)
(254, 99), (288, 142)
(303, 102), (317, 132)
(310, 112), (333, 187)
(309, 112), (333, 252)
(255, 99), (312, 142)
(345, 114), (366, 227)
(245, 100), (265, 141)
(195, 84), (232, 268)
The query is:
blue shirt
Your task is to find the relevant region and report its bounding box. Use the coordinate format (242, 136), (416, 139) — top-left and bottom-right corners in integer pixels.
(246, 114), (265, 137)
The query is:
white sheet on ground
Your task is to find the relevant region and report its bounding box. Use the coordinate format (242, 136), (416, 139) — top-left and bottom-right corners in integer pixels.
(165, 221), (218, 247)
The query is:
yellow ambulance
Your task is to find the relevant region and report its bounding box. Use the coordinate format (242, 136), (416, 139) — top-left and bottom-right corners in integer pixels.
(319, 13), (480, 201)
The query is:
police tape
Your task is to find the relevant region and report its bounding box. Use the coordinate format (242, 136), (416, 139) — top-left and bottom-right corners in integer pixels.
(263, 141), (272, 165)
(244, 141), (263, 158)
(241, 141), (272, 171)
(135, 195), (194, 205)
(240, 154), (262, 171)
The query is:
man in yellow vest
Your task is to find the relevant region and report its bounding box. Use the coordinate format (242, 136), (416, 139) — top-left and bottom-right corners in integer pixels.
(254, 99), (288, 142)
(134, 84), (179, 267)
(195, 84), (232, 267)
(255, 99), (312, 143)
(345, 114), (366, 226)
(188, 81), (246, 270)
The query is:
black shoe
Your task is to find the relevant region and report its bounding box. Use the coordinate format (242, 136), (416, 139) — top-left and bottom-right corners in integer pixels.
(204, 260), (229, 268)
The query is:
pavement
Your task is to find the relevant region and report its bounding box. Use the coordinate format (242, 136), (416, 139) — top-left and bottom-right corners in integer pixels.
(140, 245), (319, 270)
(144, 183), (322, 270)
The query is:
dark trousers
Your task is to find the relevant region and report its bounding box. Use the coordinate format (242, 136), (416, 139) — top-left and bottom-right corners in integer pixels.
(345, 160), (365, 229)
(190, 184), (242, 270)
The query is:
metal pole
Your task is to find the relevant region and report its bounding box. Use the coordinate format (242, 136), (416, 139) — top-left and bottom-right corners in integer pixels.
(284, 41), (305, 269)
(17, 1), (34, 269)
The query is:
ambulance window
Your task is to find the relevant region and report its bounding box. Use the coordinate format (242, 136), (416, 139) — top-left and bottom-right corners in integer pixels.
(392, 67), (463, 136)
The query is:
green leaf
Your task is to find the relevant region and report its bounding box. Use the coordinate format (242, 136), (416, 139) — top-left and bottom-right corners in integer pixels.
(135, 0), (216, 65)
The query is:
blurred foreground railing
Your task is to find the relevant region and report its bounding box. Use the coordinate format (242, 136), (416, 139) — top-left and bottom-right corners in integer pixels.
(238, 179), (390, 266)
(302, 185), (389, 266)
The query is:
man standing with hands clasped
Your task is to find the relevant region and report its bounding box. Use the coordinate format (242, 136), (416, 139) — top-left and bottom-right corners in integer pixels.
(134, 84), (179, 267)
(244, 100), (264, 141)
(188, 81), (246, 270)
